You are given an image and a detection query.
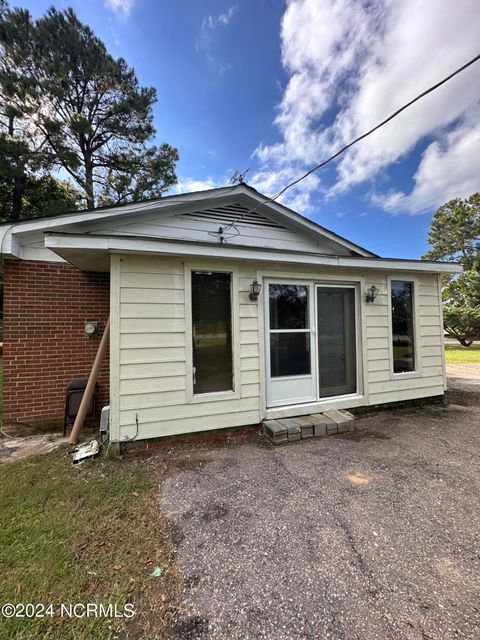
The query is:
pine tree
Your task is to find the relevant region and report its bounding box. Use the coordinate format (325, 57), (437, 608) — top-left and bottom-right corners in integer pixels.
(423, 194), (480, 346)
(0, 5), (178, 210)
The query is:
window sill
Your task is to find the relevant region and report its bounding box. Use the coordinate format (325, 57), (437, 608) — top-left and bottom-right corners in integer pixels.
(390, 370), (422, 381)
(188, 390), (240, 404)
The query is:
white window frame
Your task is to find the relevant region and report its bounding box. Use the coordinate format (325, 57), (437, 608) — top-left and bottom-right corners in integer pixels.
(315, 282), (361, 400)
(387, 275), (423, 380)
(265, 279), (317, 407)
(184, 262), (241, 403)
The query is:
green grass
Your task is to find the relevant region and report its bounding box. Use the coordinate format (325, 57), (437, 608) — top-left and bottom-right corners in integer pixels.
(0, 450), (179, 639)
(445, 343), (480, 364)
(0, 356), (3, 422)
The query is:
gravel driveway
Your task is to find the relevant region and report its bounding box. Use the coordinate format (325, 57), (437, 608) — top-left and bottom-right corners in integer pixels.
(160, 367), (480, 640)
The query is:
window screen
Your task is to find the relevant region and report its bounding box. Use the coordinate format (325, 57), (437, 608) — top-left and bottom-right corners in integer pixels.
(391, 280), (415, 373)
(192, 272), (233, 394)
(268, 284), (311, 378)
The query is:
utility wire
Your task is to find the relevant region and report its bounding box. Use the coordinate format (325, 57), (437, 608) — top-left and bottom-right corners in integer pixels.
(221, 52), (480, 233)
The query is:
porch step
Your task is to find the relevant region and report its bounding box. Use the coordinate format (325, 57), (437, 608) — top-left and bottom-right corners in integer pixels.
(263, 410), (355, 445)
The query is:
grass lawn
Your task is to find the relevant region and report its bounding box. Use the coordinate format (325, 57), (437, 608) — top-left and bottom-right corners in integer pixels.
(445, 343), (480, 364)
(0, 450), (179, 639)
(0, 356), (3, 422)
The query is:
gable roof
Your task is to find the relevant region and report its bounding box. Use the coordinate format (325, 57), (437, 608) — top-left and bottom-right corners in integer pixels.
(0, 183), (463, 274)
(0, 184), (377, 261)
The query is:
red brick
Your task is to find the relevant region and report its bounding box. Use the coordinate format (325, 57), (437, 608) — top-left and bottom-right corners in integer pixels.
(3, 259), (110, 427)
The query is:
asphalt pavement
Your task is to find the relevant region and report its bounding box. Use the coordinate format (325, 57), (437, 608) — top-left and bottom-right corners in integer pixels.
(160, 367), (480, 640)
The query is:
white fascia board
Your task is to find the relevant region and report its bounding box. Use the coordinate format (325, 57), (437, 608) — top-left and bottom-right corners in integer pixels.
(0, 187), (238, 260)
(44, 233), (463, 273)
(0, 225), (16, 257)
(1, 183), (375, 260)
(251, 195), (375, 257)
(0, 186), (238, 238)
(337, 256), (462, 274)
(1, 184), (375, 259)
(0, 224), (63, 261)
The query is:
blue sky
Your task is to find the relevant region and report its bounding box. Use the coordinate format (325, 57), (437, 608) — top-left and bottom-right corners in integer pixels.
(21, 0), (480, 258)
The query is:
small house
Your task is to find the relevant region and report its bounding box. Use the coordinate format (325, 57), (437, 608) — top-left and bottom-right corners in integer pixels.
(0, 184), (461, 443)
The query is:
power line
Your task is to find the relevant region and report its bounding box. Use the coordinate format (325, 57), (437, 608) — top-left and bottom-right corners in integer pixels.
(221, 52), (480, 233)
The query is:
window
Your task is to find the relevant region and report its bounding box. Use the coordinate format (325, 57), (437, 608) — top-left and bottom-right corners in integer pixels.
(391, 280), (415, 373)
(269, 284), (311, 377)
(192, 271), (233, 394)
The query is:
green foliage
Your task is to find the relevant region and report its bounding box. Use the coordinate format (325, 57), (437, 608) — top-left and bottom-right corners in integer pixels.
(0, 2), (55, 220)
(0, 174), (81, 221)
(0, 4), (178, 210)
(443, 269), (480, 307)
(97, 143), (179, 206)
(424, 193), (480, 269)
(423, 193), (480, 346)
(443, 305), (480, 347)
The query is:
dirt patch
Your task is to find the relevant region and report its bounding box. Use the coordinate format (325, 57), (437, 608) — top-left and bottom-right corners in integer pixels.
(445, 369), (480, 406)
(335, 429), (390, 442)
(201, 501), (229, 522)
(346, 471), (373, 485)
(172, 615), (209, 639)
(447, 363), (480, 379)
(0, 432), (69, 464)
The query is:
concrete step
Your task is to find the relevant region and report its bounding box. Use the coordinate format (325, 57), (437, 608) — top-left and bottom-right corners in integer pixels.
(263, 410), (354, 445)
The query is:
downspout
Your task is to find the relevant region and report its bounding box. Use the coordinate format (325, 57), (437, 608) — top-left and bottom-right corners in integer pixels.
(69, 317), (110, 445)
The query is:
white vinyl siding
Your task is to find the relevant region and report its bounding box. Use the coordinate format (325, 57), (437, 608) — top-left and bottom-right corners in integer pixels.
(110, 255), (446, 442)
(86, 202), (350, 255)
(110, 254), (260, 441)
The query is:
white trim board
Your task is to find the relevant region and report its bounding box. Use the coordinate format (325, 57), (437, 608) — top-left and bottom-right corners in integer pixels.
(0, 184), (376, 261)
(44, 233), (463, 274)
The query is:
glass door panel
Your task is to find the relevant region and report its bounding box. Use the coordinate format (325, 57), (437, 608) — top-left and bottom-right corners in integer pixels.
(192, 271), (233, 394)
(270, 333), (311, 377)
(266, 282), (316, 407)
(317, 287), (356, 398)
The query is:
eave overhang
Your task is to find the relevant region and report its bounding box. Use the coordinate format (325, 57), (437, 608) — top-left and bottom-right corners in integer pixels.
(44, 232), (463, 275)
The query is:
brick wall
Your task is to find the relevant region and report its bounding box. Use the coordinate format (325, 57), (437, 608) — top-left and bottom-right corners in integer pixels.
(3, 259), (110, 428)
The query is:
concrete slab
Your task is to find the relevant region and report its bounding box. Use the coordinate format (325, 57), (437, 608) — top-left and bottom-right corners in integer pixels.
(0, 433), (68, 464)
(277, 419), (301, 442)
(312, 412), (338, 436)
(339, 410), (355, 432)
(263, 409), (355, 443)
(323, 409), (355, 433)
(294, 417), (314, 439)
(263, 420), (288, 445)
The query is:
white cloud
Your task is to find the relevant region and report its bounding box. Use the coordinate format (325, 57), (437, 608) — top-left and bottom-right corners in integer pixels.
(197, 5), (238, 72)
(372, 109), (480, 214)
(171, 177), (223, 194)
(218, 5), (237, 25)
(250, 166), (320, 214)
(105, 0), (134, 17)
(255, 0), (480, 214)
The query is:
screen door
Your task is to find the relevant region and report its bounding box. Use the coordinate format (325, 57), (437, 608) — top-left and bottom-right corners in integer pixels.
(266, 282), (317, 407)
(316, 286), (357, 398)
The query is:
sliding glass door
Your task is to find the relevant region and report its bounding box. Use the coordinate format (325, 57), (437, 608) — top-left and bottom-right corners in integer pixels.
(316, 286), (357, 398)
(265, 281), (358, 407)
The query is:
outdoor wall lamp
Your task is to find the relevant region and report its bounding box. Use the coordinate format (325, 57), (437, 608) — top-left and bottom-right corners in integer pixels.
(365, 285), (379, 303)
(249, 279), (262, 301)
